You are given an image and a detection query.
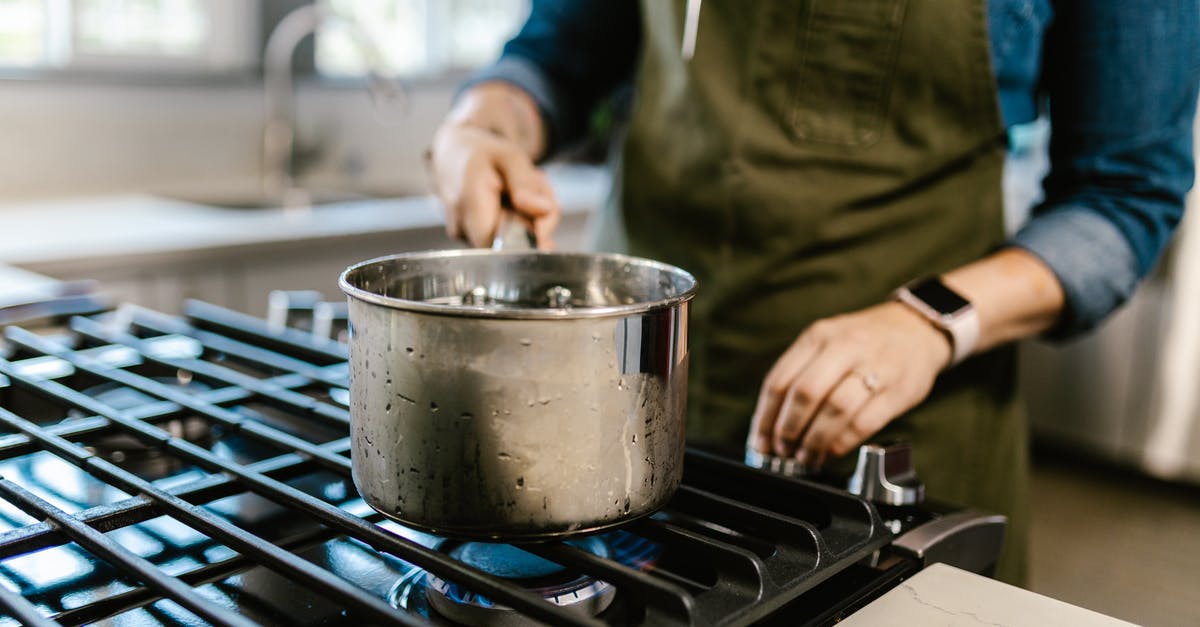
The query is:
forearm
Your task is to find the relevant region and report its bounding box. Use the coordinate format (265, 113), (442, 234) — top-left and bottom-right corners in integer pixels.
(941, 247), (1066, 355)
(444, 82), (548, 161)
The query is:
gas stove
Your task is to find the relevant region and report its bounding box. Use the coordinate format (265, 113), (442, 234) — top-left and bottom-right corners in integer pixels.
(0, 291), (1005, 626)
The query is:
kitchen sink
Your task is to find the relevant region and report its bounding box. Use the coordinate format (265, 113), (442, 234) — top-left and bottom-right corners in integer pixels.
(168, 187), (384, 210)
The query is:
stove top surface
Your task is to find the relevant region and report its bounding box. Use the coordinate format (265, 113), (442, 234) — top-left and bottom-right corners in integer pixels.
(0, 297), (909, 626)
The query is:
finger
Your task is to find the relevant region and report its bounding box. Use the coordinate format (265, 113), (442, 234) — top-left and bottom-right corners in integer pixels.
(457, 166), (504, 247)
(443, 208), (462, 240)
(748, 335), (822, 453)
(496, 150), (557, 219)
(533, 193), (562, 250)
(771, 346), (857, 457)
(427, 129), (467, 239)
(797, 372), (877, 465)
(826, 395), (899, 458)
(520, 169), (561, 249)
(513, 172), (558, 218)
(494, 153), (560, 250)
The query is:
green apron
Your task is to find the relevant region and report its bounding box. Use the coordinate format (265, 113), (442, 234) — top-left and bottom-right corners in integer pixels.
(591, 0), (1029, 584)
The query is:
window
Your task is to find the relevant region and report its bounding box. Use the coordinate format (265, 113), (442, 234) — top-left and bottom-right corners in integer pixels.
(0, 0), (256, 73)
(0, 1), (44, 65)
(316, 0), (529, 78)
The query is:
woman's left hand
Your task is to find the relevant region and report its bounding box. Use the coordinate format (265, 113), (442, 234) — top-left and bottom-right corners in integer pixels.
(746, 301), (953, 467)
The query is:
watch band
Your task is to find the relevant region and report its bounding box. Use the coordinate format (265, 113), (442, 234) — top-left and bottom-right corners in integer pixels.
(892, 278), (979, 366)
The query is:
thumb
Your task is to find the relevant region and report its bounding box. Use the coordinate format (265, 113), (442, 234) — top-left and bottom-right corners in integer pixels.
(495, 150), (558, 220)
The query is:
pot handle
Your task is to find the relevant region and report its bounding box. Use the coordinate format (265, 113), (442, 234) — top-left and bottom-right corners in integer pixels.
(492, 206), (538, 251)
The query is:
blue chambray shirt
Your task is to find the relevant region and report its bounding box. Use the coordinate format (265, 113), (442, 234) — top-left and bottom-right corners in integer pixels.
(470, 0), (1199, 337)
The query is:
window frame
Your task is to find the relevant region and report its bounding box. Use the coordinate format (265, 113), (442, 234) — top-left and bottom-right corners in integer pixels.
(314, 0), (529, 80)
(0, 0), (526, 86)
(0, 0), (260, 78)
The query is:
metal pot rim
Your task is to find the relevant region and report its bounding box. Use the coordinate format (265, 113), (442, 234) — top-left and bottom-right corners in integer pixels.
(339, 249), (697, 320)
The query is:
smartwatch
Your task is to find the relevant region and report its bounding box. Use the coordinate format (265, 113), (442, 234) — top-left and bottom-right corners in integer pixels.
(892, 277), (979, 366)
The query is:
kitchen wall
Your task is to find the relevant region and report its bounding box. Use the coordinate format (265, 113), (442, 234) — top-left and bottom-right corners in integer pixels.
(0, 77), (453, 202)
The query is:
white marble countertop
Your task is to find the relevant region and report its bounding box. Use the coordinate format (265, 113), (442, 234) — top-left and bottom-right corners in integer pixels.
(841, 563), (1135, 626)
(0, 165), (607, 271)
(0, 265), (62, 302)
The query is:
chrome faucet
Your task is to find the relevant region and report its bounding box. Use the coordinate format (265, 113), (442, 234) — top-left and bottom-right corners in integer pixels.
(262, 4), (404, 208)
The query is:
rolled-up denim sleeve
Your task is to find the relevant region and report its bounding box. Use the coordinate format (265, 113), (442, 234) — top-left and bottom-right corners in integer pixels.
(1010, 205), (1140, 334)
(1009, 0), (1199, 338)
(461, 0), (641, 156)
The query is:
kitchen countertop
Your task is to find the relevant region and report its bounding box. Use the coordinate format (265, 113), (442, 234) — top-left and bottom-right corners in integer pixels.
(0, 165), (607, 273)
(840, 563), (1135, 627)
(0, 265), (58, 290)
(0, 265), (62, 302)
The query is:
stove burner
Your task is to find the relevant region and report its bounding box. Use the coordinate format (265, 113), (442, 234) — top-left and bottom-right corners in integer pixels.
(388, 531), (662, 625)
(426, 537), (615, 625)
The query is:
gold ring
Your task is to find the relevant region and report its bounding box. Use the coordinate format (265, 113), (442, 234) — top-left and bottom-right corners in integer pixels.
(856, 371), (880, 394)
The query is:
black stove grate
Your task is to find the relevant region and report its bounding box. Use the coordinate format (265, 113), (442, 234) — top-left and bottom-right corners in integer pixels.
(0, 300), (891, 626)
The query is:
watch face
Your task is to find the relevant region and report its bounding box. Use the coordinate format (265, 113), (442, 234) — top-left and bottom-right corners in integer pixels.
(909, 278), (970, 315)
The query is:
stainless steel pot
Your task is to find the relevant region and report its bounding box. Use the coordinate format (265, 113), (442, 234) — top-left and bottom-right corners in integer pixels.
(339, 250), (695, 540)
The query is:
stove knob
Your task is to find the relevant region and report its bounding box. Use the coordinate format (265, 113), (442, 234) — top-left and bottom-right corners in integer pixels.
(847, 442), (925, 506)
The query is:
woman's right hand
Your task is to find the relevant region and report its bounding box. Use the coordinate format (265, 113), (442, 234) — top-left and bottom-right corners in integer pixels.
(427, 82), (561, 248)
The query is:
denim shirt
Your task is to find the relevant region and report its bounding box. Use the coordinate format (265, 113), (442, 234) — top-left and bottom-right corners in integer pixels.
(471, 0), (1199, 337)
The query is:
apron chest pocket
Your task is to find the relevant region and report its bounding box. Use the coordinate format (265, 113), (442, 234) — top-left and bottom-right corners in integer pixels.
(789, 0), (908, 148)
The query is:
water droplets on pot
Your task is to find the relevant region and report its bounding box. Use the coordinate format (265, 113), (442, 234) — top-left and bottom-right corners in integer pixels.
(340, 249), (693, 538)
